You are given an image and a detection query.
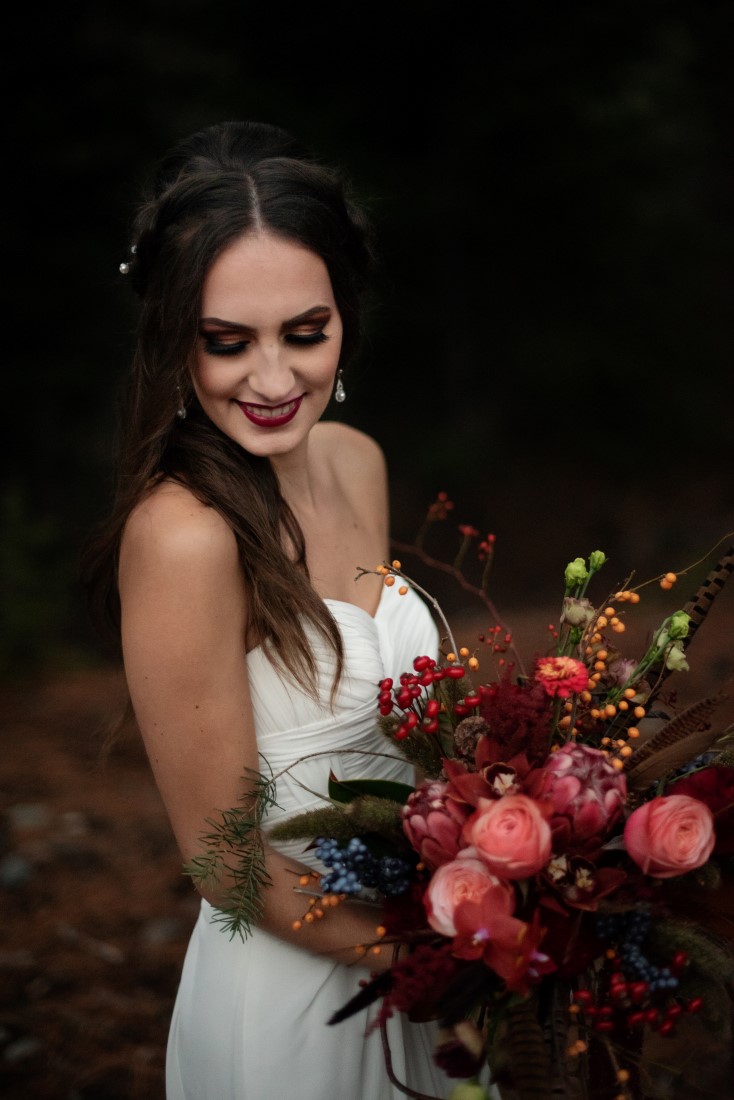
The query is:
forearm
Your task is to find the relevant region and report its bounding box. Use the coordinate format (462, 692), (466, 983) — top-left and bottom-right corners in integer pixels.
(199, 843), (393, 970)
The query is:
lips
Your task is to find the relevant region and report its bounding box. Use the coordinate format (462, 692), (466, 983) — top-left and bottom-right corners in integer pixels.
(236, 395), (304, 428)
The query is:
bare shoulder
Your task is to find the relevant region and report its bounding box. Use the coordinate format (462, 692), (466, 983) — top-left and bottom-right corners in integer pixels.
(120, 481), (238, 577)
(314, 421), (387, 486)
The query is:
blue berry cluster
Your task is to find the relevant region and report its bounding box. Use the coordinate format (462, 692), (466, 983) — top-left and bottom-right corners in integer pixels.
(315, 837), (412, 896)
(596, 910), (679, 993)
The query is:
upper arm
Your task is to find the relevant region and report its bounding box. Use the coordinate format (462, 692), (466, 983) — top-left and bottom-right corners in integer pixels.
(119, 486), (255, 865)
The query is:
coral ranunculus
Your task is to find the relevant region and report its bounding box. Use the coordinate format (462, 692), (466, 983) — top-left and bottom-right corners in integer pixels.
(425, 858), (512, 938)
(624, 794), (715, 878)
(532, 743), (627, 851)
(463, 794), (552, 880)
(534, 655), (589, 699)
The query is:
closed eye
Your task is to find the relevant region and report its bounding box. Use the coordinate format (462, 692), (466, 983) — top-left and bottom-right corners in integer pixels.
(285, 331), (329, 347)
(202, 337), (249, 357)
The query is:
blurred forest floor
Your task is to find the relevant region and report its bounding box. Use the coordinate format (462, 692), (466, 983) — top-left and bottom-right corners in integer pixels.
(1, 590), (733, 1099)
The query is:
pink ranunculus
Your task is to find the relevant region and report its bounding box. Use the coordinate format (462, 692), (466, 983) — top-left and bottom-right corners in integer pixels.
(624, 794), (716, 879)
(402, 780), (470, 869)
(532, 743), (627, 852)
(462, 794), (552, 880)
(425, 857), (512, 937)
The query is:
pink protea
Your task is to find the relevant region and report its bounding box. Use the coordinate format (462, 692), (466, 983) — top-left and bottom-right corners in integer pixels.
(532, 744), (627, 853)
(402, 781), (470, 869)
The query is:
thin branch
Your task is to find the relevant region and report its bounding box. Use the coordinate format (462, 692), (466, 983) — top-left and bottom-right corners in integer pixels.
(390, 540), (526, 677)
(379, 1016), (447, 1100)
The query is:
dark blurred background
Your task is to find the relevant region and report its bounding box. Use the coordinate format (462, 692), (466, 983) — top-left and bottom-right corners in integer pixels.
(3, 5), (734, 1096)
(4, 0), (734, 673)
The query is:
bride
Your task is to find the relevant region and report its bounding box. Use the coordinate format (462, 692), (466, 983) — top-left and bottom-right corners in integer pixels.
(84, 121), (455, 1099)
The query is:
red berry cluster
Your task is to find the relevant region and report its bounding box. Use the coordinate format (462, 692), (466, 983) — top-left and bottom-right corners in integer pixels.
(477, 624), (513, 654)
(571, 952), (702, 1039)
(377, 656), (469, 740)
(478, 532), (496, 561)
(427, 492), (454, 521)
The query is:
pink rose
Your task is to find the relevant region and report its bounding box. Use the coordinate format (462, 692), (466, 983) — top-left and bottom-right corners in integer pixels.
(425, 857), (512, 937)
(463, 794), (552, 880)
(624, 794), (715, 879)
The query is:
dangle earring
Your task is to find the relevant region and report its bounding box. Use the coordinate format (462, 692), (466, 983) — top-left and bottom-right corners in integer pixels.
(176, 385), (187, 420)
(334, 369), (346, 403)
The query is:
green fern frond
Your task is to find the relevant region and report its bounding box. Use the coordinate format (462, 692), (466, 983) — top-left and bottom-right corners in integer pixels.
(184, 766), (279, 941)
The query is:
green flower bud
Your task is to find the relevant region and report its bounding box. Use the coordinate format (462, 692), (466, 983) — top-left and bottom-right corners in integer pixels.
(565, 557), (588, 589)
(667, 611), (691, 641)
(588, 550), (607, 572)
(665, 640), (690, 673)
(449, 1083), (490, 1100)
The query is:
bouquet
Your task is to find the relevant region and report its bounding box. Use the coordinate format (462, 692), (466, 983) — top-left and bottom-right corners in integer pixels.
(189, 507), (734, 1100)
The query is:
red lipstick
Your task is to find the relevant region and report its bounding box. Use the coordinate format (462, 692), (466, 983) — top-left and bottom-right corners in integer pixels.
(236, 395), (304, 428)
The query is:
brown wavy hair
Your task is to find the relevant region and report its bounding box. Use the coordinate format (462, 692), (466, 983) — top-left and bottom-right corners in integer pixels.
(83, 121), (373, 692)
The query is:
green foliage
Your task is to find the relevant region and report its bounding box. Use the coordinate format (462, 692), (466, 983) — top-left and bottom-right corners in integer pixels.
(327, 772), (414, 806)
(268, 793), (407, 851)
(185, 768), (279, 941)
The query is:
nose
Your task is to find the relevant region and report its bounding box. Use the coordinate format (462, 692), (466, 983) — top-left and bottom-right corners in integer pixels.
(246, 345), (297, 404)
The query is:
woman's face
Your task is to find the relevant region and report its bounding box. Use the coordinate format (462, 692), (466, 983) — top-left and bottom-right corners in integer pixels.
(193, 230), (343, 460)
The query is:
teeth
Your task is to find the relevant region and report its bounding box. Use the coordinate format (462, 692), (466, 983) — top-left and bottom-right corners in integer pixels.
(246, 399), (297, 419)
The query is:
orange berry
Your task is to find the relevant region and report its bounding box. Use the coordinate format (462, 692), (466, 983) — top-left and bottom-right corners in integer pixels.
(618, 699), (629, 711)
(314, 908), (325, 919)
(591, 708), (601, 719)
(459, 647), (470, 658)
(620, 745), (633, 757)
(392, 559), (402, 569)
(634, 706), (646, 719)
(371, 945), (381, 955)
(398, 585), (408, 595)
(377, 564), (389, 575)
(568, 1004), (581, 1016)
(559, 716), (572, 730)
(660, 579), (673, 591)
(612, 622), (626, 633)
(581, 690), (592, 703)
(304, 912), (315, 923)
(624, 688), (637, 699)
(299, 875), (310, 886)
(594, 660), (606, 671)
(605, 607), (616, 618)
(616, 1069), (631, 1084)
(375, 925), (387, 938)
(355, 944), (366, 956)
(292, 920), (302, 931)
(596, 616), (608, 629)
(616, 738), (627, 748)
(601, 736), (611, 745)
(628, 727), (640, 739)
(664, 572), (677, 584)
(384, 575), (395, 587)
(585, 646), (594, 656)
(604, 704), (617, 718)
(468, 657), (479, 671)
(597, 649), (608, 661)
(446, 652), (457, 663)
(629, 591), (640, 604)
(611, 758), (625, 770)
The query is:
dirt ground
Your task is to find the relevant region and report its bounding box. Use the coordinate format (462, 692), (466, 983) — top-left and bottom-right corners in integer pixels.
(1, 587), (733, 1100)
(0, 668), (196, 1100)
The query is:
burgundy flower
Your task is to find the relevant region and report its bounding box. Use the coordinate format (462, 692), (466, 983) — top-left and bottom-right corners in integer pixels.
(402, 780), (470, 869)
(530, 743), (626, 854)
(672, 766), (734, 854)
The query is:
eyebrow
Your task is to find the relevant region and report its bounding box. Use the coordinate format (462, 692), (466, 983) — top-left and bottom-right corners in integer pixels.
(199, 305), (332, 331)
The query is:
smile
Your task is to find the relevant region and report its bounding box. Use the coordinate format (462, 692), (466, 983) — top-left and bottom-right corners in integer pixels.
(236, 395), (304, 428)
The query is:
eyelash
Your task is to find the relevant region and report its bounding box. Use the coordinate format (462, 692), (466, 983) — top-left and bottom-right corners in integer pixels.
(203, 331), (329, 357)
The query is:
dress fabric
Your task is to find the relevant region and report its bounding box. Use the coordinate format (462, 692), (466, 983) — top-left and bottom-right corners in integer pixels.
(166, 585), (457, 1100)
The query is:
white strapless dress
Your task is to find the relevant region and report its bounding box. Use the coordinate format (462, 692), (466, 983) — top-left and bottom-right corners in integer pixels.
(166, 586), (458, 1100)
